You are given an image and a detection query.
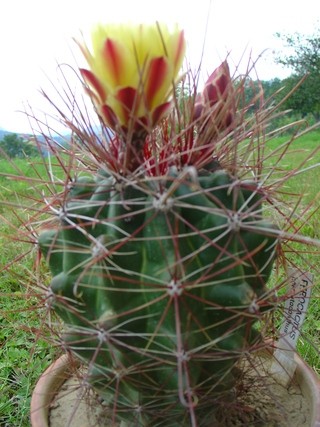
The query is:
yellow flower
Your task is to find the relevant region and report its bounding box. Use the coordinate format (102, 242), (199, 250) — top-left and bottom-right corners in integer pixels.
(78, 22), (185, 137)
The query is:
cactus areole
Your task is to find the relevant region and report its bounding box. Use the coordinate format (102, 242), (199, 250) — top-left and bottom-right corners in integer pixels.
(38, 23), (279, 426)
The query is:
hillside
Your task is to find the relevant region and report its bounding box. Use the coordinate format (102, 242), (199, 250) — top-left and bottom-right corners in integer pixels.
(0, 129), (69, 145)
(0, 129), (12, 139)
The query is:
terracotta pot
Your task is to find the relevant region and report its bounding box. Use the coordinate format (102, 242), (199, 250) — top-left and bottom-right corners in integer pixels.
(296, 358), (320, 427)
(30, 352), (320, 427)
(30, 354), (79, 427)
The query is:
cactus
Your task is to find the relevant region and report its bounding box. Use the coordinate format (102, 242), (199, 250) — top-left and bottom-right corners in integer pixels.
(39, 167), (278, 425)
(37, 23), (281, 426)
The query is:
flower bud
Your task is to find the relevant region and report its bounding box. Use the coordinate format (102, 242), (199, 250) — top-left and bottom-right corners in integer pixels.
(194, 61), (235, 135)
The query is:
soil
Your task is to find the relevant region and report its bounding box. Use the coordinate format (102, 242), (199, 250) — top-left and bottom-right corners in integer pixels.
(50, 355), (312, 427)
(49, 375), (112, 427)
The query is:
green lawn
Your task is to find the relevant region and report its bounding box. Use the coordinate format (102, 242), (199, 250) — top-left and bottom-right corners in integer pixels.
(0, 156), (61, 426)
(0, 130), (319, 425)
(262, 131), (320, 372)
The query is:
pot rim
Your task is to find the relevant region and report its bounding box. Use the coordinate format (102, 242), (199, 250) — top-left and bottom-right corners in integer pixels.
(30, 354), (80, 427)
(30, 350), (320, 427)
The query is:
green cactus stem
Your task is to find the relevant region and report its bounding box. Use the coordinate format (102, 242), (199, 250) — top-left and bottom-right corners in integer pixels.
(39, 165), (279, 425)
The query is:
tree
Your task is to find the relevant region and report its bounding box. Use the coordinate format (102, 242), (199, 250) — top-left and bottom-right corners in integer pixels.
(0, 133), (38, 158)
(275, 28), (320, 120)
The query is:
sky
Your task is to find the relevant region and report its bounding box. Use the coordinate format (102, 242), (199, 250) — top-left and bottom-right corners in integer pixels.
(0, 0), (319, 134)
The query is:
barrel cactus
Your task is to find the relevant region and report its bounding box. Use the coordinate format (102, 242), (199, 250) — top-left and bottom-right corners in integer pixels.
(38, 22), (280, 426)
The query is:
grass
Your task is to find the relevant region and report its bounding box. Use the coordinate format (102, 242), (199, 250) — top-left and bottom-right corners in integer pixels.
(0, 156), (62, 426)
(0, 285), (56, 427)
(0, 249), (57, 426)
(263, 130), (320, 373)
(0, 130), (319, 425)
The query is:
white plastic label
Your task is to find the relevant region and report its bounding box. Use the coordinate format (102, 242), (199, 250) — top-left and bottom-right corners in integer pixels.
(279, 268), (313, 347)
(269, 268), (313, 386)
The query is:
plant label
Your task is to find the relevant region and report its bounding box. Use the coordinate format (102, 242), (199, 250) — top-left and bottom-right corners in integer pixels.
(269, 267), (313, 386)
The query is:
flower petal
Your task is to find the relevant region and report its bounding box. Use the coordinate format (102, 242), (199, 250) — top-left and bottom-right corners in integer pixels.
(152, 101), (171, 126)
(103, 38), (124, 85)
(115, 87), (138, 122)
(80, 68), (106, 102)
(193, 103), (204, 121)
(173, 30), (186, 72)
(101, 104), (118, 128)
(145, 57), (170, 109)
